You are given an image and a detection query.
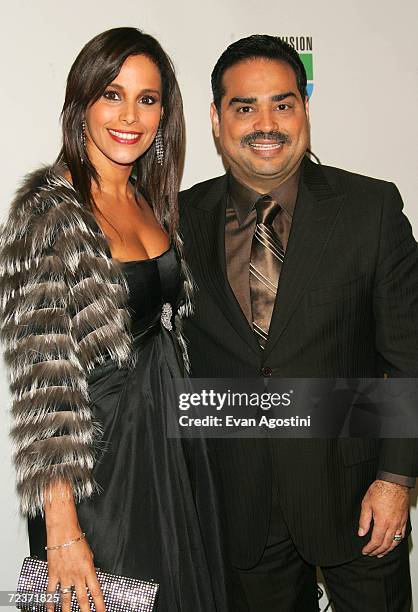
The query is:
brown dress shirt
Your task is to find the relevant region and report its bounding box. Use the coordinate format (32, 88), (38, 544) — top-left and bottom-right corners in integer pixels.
(226, 170), (299, 324)
(224, 168), (415, 489)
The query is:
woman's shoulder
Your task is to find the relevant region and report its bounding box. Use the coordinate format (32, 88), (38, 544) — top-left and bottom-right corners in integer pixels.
(10, 163), (77, 219)
(1, 164), (83, 247)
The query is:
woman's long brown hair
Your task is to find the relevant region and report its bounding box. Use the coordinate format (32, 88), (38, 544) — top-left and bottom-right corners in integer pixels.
(56, 27), (185, 239)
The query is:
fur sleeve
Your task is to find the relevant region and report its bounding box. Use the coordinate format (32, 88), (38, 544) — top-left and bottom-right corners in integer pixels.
(0, 168), (103, 516)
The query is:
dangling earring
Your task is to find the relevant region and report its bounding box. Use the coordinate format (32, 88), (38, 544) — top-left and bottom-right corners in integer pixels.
(155, 127), (164, 165)
(81, 120), (87, 163)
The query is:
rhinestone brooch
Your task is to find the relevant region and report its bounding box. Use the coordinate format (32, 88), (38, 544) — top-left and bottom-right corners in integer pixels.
(161, 302), (173, 331)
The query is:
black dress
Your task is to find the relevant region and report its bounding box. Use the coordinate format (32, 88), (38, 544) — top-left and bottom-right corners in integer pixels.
(28, 247), (228, 611)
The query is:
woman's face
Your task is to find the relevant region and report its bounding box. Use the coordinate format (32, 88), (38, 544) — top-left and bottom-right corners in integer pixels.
(85, 54), (163, 167)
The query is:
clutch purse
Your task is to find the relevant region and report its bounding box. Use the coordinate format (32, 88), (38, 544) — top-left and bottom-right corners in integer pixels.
(16, 556), (159, 611)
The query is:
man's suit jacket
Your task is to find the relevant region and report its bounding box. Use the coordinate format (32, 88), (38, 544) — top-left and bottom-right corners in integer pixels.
(179, 158), (418, 569)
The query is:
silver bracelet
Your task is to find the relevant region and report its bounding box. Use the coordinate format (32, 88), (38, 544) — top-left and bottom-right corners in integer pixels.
(45, 532), (86, 551)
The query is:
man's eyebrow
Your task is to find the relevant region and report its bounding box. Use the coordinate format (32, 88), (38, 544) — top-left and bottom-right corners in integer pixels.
(228, 96), (257, 106)
(271, 92), (297, 101)
(228, 92), (297, 106)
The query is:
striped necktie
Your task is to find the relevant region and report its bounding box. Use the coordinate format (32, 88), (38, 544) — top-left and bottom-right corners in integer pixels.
(250, 195), (284, 348)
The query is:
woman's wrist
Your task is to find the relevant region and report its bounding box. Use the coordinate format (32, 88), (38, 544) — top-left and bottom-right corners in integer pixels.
(44, 479), (79, 529)
(45, 531), (86, 551)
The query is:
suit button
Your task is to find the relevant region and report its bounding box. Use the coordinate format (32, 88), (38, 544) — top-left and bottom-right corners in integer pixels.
(261, 366), (272, 377)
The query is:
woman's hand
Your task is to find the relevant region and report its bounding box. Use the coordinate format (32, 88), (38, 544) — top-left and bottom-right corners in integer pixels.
(44, 480), (106, 612)
(46, 537), (105, 612)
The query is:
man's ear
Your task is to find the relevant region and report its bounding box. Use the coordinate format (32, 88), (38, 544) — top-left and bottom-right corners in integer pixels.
(304, 96), (310, 120)
(210, 102), (220, 138)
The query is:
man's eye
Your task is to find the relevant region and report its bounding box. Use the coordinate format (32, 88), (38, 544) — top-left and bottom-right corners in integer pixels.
(103, 90), (120, 101)
(140, 95), (157, 105)
(237, 106), (253, 113)
(277, 103), (291, 111)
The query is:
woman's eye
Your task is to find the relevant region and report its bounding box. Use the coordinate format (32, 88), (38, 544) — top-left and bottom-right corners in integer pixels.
(103, 90), (120, 101)
(140, 95), (157, 105)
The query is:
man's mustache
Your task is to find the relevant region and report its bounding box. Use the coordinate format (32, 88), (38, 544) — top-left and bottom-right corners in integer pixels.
(241, 131), (291, 146)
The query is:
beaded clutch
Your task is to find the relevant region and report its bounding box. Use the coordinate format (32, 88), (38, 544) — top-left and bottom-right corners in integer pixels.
(16, 556), (159, 611)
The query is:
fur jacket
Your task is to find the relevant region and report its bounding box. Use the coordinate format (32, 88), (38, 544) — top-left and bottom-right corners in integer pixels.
(0, 165), (193, 517)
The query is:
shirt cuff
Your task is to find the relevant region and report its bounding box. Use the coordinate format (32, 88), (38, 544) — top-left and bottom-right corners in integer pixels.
(376, 470), (416, 488)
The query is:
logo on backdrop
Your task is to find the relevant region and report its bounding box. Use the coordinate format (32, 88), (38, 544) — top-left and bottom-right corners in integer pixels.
(279, 36), (314, 98)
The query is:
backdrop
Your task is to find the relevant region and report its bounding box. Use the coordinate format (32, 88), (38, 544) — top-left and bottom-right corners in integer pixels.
(0, 1), (417, 610)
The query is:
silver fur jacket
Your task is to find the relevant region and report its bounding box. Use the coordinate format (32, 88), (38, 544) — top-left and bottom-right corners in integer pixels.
(0, 165), (193, 517)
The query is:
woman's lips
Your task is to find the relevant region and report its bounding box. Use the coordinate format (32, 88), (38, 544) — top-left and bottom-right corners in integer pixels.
(108, 129), (142, 144)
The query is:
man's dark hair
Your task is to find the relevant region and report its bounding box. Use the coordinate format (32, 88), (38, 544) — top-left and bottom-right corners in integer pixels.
(211, 34), (307, 113)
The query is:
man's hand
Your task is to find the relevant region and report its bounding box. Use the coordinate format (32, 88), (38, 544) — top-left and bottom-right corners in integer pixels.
(358, 479), (410, 557)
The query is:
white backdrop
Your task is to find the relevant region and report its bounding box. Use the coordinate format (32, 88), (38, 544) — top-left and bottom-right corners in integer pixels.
(0, 1), (417, 609)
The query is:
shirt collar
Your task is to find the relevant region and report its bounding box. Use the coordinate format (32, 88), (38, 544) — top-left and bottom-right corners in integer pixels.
(228, 166), (301, 226)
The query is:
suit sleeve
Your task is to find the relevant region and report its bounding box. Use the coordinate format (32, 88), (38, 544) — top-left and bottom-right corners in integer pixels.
(373, 182), (418, 478)
(0, 214), (100, 517)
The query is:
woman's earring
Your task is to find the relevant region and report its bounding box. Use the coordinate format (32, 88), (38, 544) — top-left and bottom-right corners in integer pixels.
(155, 127), (164, 165)
(80, 120), (87, 163)
(81, 120), (87, 149)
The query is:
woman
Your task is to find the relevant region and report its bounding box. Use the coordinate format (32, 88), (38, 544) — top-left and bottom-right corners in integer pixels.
(0, 27), (226, 611)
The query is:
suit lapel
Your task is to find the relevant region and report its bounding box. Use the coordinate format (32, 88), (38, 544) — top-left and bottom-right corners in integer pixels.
(191, 176), (261, 355)
(264, 159), (346, 359)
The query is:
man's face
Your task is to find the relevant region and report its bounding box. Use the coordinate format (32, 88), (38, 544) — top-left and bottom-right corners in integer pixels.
(211, 58), (310, 192)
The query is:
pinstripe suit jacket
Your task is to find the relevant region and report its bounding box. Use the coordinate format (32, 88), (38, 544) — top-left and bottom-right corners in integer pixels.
(179, 158), (418, 568)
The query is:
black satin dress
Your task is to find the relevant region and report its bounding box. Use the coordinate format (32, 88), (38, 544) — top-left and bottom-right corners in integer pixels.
(28, 247), (228, 611)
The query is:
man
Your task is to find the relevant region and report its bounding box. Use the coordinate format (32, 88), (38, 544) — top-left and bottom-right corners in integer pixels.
(179, 35), (418, 611)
